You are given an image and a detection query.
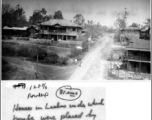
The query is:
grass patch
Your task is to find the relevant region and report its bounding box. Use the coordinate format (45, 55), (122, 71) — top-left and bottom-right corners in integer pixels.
(30, 39), (82, 48)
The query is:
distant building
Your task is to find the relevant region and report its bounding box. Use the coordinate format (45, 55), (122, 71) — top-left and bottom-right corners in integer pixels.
(120, 27), (151, 77)
(120, 27), (141, 46)
(2, 26), (29, 39)
(27, 25), (39, 38)
(140, 25), (150, 40)
(39, 19), (82, 41)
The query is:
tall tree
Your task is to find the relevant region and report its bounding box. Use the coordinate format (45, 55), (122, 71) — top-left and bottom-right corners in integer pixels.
(130, 22), (140, 28)
(114, 8), (129, 30)
(143, 18), (150, 26)
(13, 4), (28, 26)
(84, 20), (103, 39)
(53, 10), (63, 19)
(29, 8), (52, 25)
(41, 8), (47, 15)
(2, 4), (28, 27)
(2, 4), (14, 27)
(2, 4), (12, 14)
(114, 8), (129, 42)
(73, 14), (85, 26)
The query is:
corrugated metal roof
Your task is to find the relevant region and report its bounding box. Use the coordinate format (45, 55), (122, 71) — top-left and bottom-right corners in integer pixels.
(3, 26), (28, 30)
(40, 19), (82, 27)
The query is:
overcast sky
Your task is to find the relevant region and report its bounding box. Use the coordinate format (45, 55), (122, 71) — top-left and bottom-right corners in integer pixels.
(2, 0), (151, 27)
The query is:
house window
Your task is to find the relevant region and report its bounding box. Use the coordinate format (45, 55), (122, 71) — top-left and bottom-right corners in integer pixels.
(73, 28), (75, 31)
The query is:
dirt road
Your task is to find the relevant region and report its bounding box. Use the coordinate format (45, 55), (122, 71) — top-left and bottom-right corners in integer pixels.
(69, 33), (113, 80)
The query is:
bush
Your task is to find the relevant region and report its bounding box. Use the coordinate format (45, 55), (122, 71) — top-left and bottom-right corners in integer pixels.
(17, 45), (31, 57)
(58, 57), (68, 66)
(70, 48), (83, 58)
(43, 52), (69, 66)
(77, 34), (90, 52)
(36, 41), (80, 48)
(82, 40), (89, 52)
(38, 47), (48, 59)
(2, 46), (18, 56)
(44, 52), (59, 64)
(9, 44), (47, 59)
(114, 31), (121, 42)
(31, 39), (82, 49)
(2, 58), (8, 65)
(35, 47), (47, 60)
(18, 37), (29, 40)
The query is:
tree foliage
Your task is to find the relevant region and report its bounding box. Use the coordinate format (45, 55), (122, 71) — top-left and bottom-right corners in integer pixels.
(2, 4), (28, 27)
(143, 18), (150, 27)
(2, 4), (12, 14)
(129, 22), (140, 28)
(114, 8), (129, 30)
(29, 8), (52, 25)
(84, 20), (103, 39)
(53, 10), (63, 19)
(114, 8), (129, 42)
(73, 14), (85, 26)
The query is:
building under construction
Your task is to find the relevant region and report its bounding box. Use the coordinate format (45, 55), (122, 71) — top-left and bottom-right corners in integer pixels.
(120, 26), (151, 78)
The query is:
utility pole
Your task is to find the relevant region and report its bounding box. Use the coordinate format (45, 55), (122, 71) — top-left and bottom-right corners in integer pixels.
(37, 45), (39, 74)
(56, 26), (60, 41)
(110, 52), (113, 74)
(34, 45), (39, 79)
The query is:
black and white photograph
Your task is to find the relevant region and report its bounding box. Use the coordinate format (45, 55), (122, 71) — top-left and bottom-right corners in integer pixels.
(2, 0), (151, 80)
(1, 1), (151, 120)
